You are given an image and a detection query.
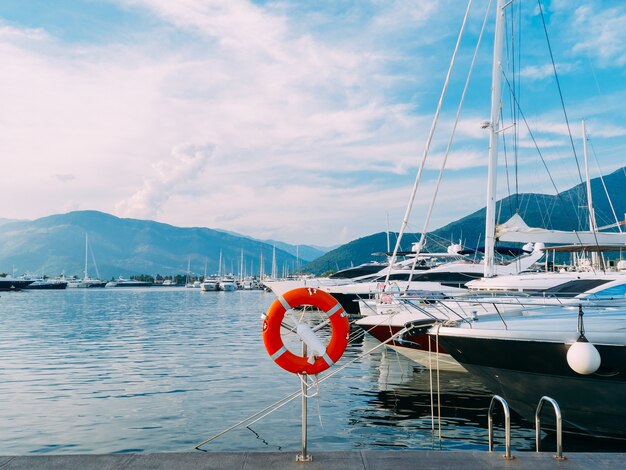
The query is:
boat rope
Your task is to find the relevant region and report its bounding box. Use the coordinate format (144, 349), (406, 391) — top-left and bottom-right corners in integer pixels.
(194, 322), (417, 450)
(500, 71), (588, 253)
(406, 0), (492, 287)
(435, 324), (442, 446)
(428, 334), (435, 444)
(427, 324), (444, 449)
(383, 0), (474, 288)
(537, 0), (584, 191)
(589, 139), (623, 233)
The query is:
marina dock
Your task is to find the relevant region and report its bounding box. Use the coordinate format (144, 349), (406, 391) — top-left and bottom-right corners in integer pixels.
(1, 451), (624, 469)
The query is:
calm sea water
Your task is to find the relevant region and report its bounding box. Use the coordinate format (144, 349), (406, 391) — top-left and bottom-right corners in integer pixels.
(0, 288), (620, 455)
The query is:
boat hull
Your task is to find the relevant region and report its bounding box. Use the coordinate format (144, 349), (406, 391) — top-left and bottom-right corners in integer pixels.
(357, 316), (462, 371)
(0, 280), (33, 291)
(437, 336), (626, 438)
(106, 281), (153, 287)
(24, 281), (68, 290)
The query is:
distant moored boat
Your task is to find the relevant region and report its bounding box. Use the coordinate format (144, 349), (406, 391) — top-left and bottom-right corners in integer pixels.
(105, 277), (153, 287)
(0, 277), (34, 291)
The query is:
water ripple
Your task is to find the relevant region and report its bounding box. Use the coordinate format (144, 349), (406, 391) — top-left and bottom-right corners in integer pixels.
(2, 288), (611, 455)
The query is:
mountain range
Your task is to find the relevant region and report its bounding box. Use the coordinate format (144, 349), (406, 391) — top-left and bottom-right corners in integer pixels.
(304, 166), (626, 274)
(0, 211), (327, 279)
(1, 167), (623, 279)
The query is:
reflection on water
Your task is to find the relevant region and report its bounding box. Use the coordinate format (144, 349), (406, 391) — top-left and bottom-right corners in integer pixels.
(0, 289), (621, 455)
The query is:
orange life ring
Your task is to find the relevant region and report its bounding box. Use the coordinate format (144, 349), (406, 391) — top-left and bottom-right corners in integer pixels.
(262, 287), (350, 374)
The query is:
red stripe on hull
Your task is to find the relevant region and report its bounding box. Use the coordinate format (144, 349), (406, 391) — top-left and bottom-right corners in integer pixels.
(365, 324), (450, 354)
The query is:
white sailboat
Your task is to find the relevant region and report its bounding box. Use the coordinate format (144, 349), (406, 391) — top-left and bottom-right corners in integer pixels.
(67, 234), (106, 288)
(185, 257), (195, 288)
(357, 0), (626, 372)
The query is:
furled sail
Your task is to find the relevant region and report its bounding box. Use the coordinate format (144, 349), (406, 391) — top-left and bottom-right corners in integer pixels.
(496, 214), (626, 245)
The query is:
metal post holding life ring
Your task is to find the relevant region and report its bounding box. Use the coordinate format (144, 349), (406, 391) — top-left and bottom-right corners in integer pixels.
(262, 287), (350, 375)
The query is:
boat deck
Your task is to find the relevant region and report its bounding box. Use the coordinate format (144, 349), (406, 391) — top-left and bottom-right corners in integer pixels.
(1, 450), (623, 469)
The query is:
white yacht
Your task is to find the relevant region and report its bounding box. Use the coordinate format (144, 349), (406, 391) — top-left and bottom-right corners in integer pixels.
(432, 305), (626, 438)
(201, 278), (219, 291)
(219, 277), (238, 291)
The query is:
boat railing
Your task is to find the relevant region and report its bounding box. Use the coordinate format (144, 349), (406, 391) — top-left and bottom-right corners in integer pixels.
(535, 396), (565, 461)
(488, 395), (514, 460)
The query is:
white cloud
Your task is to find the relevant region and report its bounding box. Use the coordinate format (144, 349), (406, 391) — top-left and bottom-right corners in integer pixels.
(519, 62), (576, 81)
(1, 1), (626, 246)
(571, 5), (626, 66)
(116, 143), (214, 218)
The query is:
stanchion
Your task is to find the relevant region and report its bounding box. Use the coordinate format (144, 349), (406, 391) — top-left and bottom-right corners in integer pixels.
(296, 344), (312, 462)
(261, 288), (350, 462)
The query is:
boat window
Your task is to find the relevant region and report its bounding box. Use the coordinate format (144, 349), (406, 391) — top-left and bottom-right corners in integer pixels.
(329, 265), (384, 279)
(588, 283), (626, 299)
(373, 273), (413, 281)
(544, 279), (613, 297)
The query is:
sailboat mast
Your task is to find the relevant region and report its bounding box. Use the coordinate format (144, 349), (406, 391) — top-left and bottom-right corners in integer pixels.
(240, 248), (244, 281)
(582, 120), (597, 233)
(259, 249), (264, 279)
(84, 233), (89, 279)
(582, 119), (599, 267)
(484, 0), (506, 278)
(386, 212), (390, 253)
(271, 246), (277, 279)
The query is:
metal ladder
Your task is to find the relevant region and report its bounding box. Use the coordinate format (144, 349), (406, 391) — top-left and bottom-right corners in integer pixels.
(535, 396), (566, 461)
(488, 395), (514, 460)
(488, 395), (565, 461)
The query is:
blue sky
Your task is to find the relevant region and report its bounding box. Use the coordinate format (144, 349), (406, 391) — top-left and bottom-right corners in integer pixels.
(1, 0), (625, 246)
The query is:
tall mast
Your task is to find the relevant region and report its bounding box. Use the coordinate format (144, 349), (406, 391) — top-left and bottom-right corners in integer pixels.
(484, 0), (506, 278)
(271, 246), (277, 279)
(259, 249), (264, 279)
(582, 119), (599, 267)
(582, 120), (597, 233)
(386, 212), (391, 253)
(240, 248), (244, 281)
(84, 233), (89, 279)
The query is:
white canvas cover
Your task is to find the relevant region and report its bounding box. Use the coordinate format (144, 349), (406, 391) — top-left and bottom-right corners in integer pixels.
(496, 214), (626, 245)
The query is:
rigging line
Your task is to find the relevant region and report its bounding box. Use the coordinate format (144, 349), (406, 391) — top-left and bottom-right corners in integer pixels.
(502, 1), (515, 216)
(515, 0), (522, 205)
(499, 106), (513, 220)
(436, 325), (442, 447)
(536, 0), (585, 189)
(581, 124), (603, 258)
(428, 332), (435, 445)
(383, 0), (474, 288)
(404, 0), (490, 288)
(589, 139), (623, 233)
(195, 322), (417, 449)
(500, 73), (586, 248)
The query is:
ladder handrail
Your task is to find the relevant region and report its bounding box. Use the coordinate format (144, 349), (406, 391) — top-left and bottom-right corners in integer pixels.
(535, 396), (566, 461)
(488, 395), (514, 460)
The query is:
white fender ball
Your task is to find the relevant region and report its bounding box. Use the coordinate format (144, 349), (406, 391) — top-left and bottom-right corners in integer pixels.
(567, 340), (601, 375)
